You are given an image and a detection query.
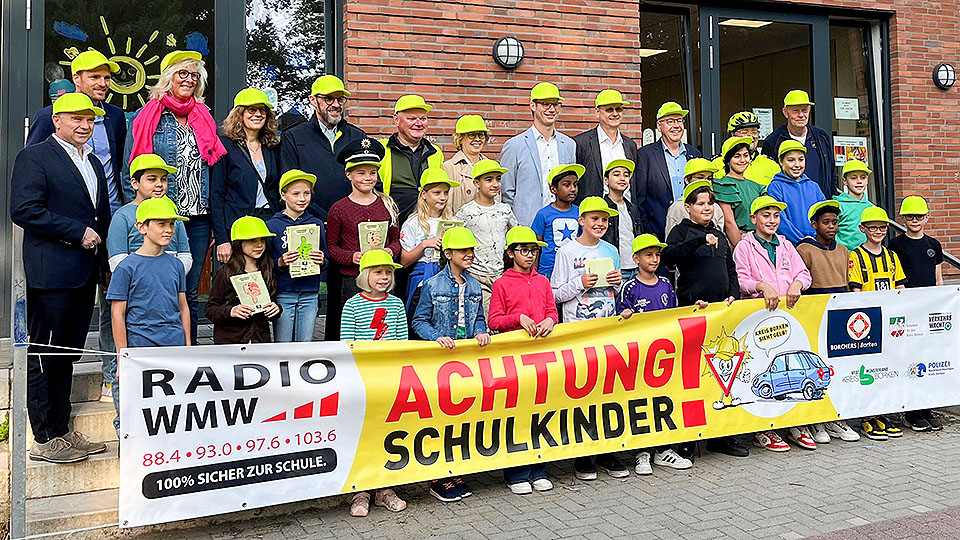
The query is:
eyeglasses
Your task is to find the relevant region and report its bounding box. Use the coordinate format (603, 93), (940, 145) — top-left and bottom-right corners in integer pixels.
(245, 106), (268, 115)
(534, 101), (561, 110)
(464, 132), (488, 140)
(602, 106), (624, 113)
(319, 96), (347, 106)
(515, 247), (540, 256)
(902, 214), (926, 222)
(659, 117), (684, 126)
(864, 225), (888, 233)
(175, 70), (200, 82)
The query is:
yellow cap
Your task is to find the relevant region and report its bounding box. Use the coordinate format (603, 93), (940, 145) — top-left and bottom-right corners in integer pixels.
(751, 195), (787, 215)
(899, 196), (929, 216)
(455, 115), (488, 134)
(595, 89), (629, 108)
(530, 82), (563, 102)
(683, 180), (713, 203)
(721, 136), (753, 160)
(579, 196), (618, 217)
(160, 50), (202, 74)
(136, 196), (188, 222)
(505, 226), (547, 247)
(777, 139), (807, 158)
(548, 164), (585, 184)
(808, 200), (841, 221)
(472, 159), (507, 179)
(860, 206), (891, 225)
(656, 101), (688, 120)
(230, 216), (276, 241)
(359, 249), (401, 271)
(311, 75), (350, 97)
(632, 233), (666, 254)
(419, 168), (460, 189)
(841, 159), (872, 177)
(130, 153), (177, 176)
(604, 159), (635, 176)
(71, 50), (119, 74)
(53, 93), (105, 116)
(234, 88), (273, 109)
(279, 169), (318, 193)
(783, 90), (814, 107)
(684, 158), (718, 178)
(394, 94), (432, 113)
(441, 226), (479, 250)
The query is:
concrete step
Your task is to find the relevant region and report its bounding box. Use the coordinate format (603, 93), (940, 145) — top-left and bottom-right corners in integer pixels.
(26, 488), (117, 537)
(70, 360), (105, 403)
(26, 441), (118, 498)
(26, 401), (117, 444)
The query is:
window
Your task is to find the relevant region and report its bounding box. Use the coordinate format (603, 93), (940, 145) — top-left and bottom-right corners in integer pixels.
(640, 8), (699, 149)
(44, 1), (215, 112)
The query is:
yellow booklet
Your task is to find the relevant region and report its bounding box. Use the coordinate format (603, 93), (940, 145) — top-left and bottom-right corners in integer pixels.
(286, 224), (321, 278)
(229, 271), (271, 314)
(584, 258), (615, 288)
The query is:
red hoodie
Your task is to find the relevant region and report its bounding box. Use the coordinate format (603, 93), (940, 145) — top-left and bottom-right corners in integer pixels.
(488, 268), (559, 332)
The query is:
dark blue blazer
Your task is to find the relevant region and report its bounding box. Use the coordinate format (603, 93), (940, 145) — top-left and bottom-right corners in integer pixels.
(210, 135), (281, 245)
(630, 140), (702, 240)
(27, 101), (127, 204)
(11, 137), (111, 289)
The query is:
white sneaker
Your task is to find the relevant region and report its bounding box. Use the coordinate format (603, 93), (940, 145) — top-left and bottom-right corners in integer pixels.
(823, 420), (861, 442)
(532, 478), (553, 492)
(99, 383), (113, 403)
(634, 451), (653, 475)
(811, 423), (831, 444)
(787, 426), (817, 450)
(653, 448), (693, 470)
(508, 481), (532, 495)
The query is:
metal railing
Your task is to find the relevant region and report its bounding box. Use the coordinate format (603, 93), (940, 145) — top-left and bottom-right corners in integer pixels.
(889, 221), (960, 272)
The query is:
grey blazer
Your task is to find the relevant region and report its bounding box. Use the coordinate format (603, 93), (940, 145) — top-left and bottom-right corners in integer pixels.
(500, 126), (576, 226)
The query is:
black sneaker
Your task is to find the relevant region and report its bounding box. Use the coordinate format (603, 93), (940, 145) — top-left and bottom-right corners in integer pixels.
(676, 442), (698, 462)
(878, 416), (903, 438)
(453, 476), (472, 498)
(706, 436), (750, 458)
(574, 457), (597, 480)
(595, 454), (629, 478)
(904, 411), (932, 432)
(430, 480), (461, 502)
(923, 409), (943, 431)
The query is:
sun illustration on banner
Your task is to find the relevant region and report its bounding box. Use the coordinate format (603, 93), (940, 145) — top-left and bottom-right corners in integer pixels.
(702, 327), (752, 410)
(58, 17), (178, 110)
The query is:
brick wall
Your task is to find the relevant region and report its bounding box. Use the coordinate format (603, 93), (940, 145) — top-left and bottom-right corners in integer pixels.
(343, 0), (960, 268)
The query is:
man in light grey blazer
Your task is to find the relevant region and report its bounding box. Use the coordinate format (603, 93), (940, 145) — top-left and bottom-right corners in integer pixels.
(501, 82), (576, 226)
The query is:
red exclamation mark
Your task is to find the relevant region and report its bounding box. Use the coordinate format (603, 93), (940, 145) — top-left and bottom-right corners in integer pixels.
(678, 316), (707, 428)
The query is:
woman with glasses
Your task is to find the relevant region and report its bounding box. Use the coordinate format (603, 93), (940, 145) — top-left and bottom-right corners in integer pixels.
(210, 88), (282, 265)
(441, 115), (491, 214)
(124, 50), (227, 344)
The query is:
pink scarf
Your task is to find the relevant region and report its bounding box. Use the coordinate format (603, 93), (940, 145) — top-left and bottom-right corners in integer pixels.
(129, 94), (226, 166)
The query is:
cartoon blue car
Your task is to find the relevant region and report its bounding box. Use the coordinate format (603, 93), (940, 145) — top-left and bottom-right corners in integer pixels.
(751, 350), (832, 401)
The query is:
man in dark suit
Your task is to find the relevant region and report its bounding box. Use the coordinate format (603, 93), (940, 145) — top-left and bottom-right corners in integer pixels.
(11, 93), (111, 464)
(26, 49), (127, 400)
(631, 101), (703, 239)
(574, 89), (638, 204)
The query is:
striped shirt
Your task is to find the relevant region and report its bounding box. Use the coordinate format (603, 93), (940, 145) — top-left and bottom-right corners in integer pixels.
(848, 246), (906, 291)
(340, 293), (408, 341)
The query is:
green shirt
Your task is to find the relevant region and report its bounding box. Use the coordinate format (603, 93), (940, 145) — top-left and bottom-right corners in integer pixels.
(712, 152), (781, 186)
(833, 192), (873, 251)
(713, 174), (767, 232)
(756, 234), (780, 265)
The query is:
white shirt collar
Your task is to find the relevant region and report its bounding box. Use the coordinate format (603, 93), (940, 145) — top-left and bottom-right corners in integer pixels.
(53, 134), (92, 159)
(597, 125), (621, 146)
(533, 126), (555, 143)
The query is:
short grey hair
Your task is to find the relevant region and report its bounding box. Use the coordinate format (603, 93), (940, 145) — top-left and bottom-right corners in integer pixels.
(149, 58), (208, 102)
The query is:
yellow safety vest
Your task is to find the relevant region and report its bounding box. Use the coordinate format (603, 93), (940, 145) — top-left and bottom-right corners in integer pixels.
(377, 138), (444, 196)
(712, 153), (781, 186)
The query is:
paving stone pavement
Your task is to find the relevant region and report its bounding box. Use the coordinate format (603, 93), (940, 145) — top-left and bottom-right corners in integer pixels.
(84, 416), (960, 540)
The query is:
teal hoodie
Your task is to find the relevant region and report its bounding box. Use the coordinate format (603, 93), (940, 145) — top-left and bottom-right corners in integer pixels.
(833, 192), (873, 251)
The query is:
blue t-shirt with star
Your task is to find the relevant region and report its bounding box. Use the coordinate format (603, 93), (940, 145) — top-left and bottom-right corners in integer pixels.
(531, 204), (580, 278)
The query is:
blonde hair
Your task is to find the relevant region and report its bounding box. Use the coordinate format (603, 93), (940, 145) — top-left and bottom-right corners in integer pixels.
(149, 58), (208, 102)
(415, 183), (453, 236)
(355, 266), (396, 293)
(346, 165), (400, 226)
(221, 105), (280, 148)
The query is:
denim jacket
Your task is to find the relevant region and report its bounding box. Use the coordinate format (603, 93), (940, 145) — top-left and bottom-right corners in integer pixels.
(121, 109), (210, 206)
(412, 266), (487, 341)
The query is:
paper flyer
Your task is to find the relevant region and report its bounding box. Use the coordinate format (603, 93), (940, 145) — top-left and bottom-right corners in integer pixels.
(287, 224), (321, 278)
(230, 271), (271, 314)
(358, 221), (388, 253)
(585, 258), (615, 288)
(833, 136), (868, 166)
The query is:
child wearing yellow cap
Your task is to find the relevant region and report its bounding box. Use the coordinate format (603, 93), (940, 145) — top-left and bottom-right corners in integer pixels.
(889, 196), (945, 432)
(601, 159), (644, 280)
(833, 159), (875, 250)
(205, 217), (282, 344)
(713, 136), (765, 246)
(766, 140), (826, 244)
(531, 164), (582, 278)
(400, 168), (460, 309)
(666, 158), (725, 239)
(106, 197), (191, 434)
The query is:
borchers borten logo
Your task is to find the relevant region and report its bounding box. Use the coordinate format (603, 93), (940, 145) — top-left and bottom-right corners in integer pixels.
(827, 307), (883, 358)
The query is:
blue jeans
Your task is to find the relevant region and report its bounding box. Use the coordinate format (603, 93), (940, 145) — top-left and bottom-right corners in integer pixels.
(504, 464), (548, 485)
(274, 291), (320, 342)
(183, 216), (212, 345)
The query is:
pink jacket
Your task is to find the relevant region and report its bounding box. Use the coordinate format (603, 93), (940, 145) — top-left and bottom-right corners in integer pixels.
(733, 232), (812, 298)
(488, 268), (559, 332)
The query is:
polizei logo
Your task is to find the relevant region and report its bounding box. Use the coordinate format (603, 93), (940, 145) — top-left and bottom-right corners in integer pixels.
(140, 359), (337, 436)
(826, 307), (882, 358)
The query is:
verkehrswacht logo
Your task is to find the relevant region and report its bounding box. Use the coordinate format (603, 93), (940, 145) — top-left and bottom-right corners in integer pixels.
(929, 312), (953, 333)
(827, 307), (883, 358)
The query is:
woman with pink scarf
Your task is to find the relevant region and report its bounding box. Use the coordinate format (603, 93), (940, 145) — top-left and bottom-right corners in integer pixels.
(122, 50), (226, 344)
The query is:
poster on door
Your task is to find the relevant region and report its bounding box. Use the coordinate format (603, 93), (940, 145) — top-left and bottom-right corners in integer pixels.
(833, 136), (868, 166)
